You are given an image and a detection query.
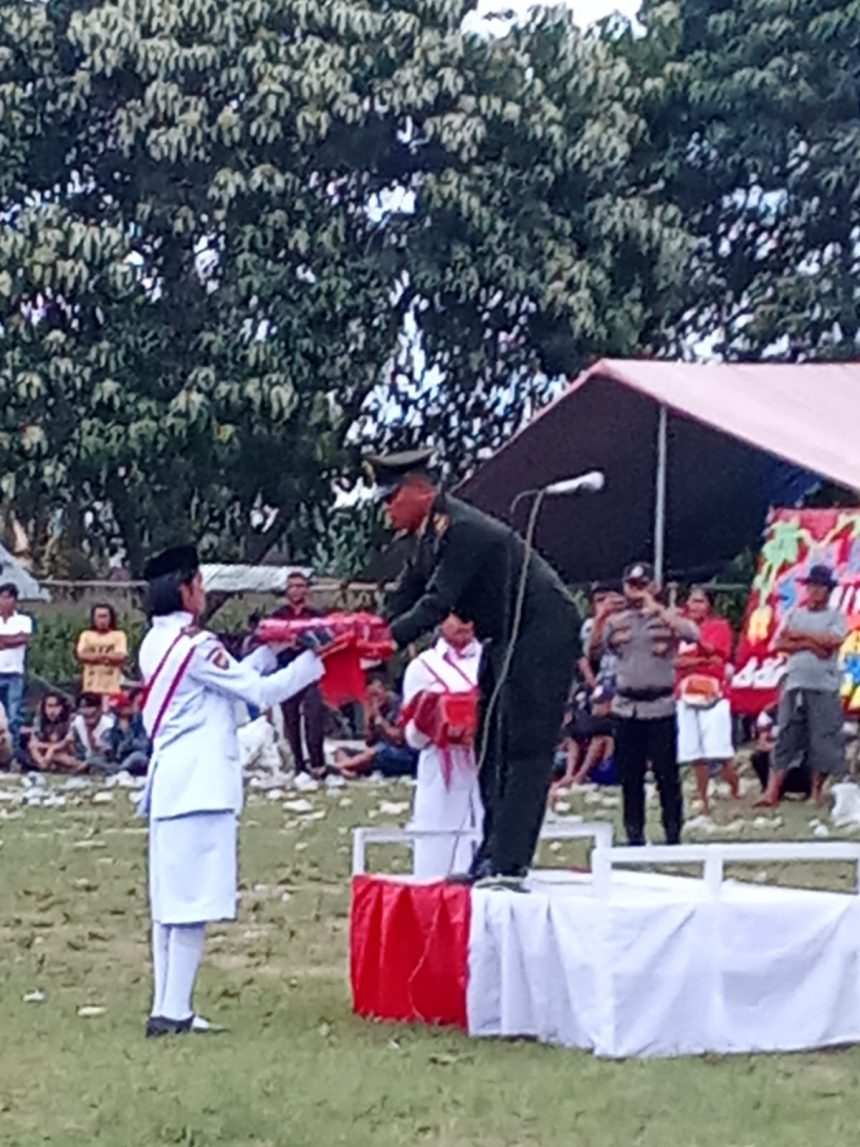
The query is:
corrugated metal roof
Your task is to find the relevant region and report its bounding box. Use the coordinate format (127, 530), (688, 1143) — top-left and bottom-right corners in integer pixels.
(200, 563), (312, 594)
(0, 544), (50, 601)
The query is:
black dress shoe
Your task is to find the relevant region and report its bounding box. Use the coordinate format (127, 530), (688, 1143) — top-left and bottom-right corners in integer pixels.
(446, 857), (493, 886)
(145, 1015), (193, 1039)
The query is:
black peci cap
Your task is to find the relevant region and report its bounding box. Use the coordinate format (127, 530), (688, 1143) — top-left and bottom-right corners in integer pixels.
(143, 544), (200, 581)
(364, 448), (437, 501)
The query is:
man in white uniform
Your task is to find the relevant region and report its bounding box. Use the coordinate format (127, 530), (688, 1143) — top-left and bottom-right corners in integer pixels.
(138, 545), (328, 1038)
(402, 615), (483, 878)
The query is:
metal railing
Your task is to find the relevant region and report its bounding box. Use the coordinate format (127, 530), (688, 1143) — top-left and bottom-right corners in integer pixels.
(351, 820), (613, 876)
(591, 841), (860, 898)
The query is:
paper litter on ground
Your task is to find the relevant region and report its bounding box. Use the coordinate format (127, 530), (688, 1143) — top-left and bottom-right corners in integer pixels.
(282, 798), (314, 813)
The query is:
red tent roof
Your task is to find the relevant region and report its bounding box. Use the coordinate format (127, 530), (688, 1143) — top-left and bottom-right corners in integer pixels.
(461, 359), (860, 583)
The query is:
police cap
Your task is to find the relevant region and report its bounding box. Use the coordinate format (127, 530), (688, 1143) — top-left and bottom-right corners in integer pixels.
(623, 560), (654, 586)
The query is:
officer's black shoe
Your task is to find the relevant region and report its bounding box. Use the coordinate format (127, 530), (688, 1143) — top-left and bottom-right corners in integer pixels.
(473, 867), (529, 893)
(446, 857), (492, 886)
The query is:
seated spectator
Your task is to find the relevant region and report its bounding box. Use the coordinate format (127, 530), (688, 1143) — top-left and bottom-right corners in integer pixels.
(75, 604), (128, 701)
(27, 691), (82, 774)
(675, 586), (740, 816)
(553, 684), (615, 790)
(0, 697), (13, 771)
(333, 674), (418, 778)
(569, 684), (616, 786)
(106, 691), (149, 776)
(72, 692), (116, 774)
(750, 706), (812, 799)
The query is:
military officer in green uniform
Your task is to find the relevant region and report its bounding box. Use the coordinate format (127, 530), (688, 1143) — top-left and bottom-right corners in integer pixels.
(366, 450), (580, 890)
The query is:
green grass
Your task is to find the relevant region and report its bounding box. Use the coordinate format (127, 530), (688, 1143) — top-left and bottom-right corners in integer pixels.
(2, 772), (860, 1146)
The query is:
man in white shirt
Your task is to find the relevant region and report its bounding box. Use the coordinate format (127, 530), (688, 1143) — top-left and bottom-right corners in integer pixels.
(0, 582), (34, 751)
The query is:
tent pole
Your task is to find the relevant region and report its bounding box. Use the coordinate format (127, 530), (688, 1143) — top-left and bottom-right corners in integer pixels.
(654, 404), (668, 583)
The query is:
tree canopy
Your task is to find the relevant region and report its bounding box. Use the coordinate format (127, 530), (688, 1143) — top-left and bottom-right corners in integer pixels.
(1, 1), (853, 576)
(0, 0), (689, 571)
(617, 0), (860, 360)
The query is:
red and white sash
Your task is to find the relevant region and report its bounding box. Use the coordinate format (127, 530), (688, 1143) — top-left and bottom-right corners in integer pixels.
(405, 643), (481, 787)
(421, 646), (478, 696)
(142, 629), (209, 743)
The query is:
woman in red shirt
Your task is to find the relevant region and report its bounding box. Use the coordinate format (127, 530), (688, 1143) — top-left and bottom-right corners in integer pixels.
(676, 587), (740, 816)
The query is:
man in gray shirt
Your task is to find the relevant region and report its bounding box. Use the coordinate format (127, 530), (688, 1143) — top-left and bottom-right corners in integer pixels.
(596, 561), (698, 845)
(758, 565), (847, 807)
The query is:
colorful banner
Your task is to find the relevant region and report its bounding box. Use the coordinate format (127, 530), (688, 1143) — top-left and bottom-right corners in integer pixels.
(731, 508), (860, 716)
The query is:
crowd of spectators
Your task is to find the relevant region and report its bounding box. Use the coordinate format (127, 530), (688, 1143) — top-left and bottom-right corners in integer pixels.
(1, 562), (847, 831)
(0, 593), (149, 778)
(551, 561), (848, 844)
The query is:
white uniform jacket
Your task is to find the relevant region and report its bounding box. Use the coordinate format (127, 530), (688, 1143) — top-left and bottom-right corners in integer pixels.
(139, 611), (323, 820)
(402, 637), (484, 878)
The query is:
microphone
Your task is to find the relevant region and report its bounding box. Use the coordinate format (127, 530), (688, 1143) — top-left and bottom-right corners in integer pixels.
(543, 470), (605, 496)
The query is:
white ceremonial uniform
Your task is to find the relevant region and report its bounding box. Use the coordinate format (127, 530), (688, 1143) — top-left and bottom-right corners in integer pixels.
(403, 637), (483, 879)
(139, 611), (323, 924)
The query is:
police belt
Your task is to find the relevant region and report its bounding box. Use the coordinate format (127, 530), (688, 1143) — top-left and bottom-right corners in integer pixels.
(616, 687), (674, 703)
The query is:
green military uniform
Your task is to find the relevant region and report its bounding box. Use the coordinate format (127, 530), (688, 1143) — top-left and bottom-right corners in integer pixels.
(374, 458), (580, 878)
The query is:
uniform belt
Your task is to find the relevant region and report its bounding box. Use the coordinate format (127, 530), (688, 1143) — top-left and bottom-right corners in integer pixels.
(617, 687), (673, 702)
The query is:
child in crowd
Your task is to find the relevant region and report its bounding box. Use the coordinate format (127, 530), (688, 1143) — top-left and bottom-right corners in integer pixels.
(27, 691), (82, 773)
(72, 692), (116, 773)
(751, 706), (812, 799)
(106, 690), (150, 775)
(552, 683), (616, 791)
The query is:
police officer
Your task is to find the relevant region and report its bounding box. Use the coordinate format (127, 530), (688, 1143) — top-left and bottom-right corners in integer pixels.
(138, 545), (328, 1037)
(366, 450), (580, 890)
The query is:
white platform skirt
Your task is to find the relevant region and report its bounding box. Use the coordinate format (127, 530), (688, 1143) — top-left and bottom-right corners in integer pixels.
(149, 811), (238, 925)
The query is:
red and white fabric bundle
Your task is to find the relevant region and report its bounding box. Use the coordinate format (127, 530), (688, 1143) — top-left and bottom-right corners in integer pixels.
(256, 611), (394, 706)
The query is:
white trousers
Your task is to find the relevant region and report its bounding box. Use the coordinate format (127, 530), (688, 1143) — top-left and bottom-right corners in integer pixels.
(411, 747), (483, 878)
(676, 699), (734, 764)
(149, 811), (237, 924)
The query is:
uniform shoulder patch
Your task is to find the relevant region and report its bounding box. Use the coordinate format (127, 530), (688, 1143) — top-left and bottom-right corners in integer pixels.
(206, 644), (230, 670)
(432, 512), (450, 539)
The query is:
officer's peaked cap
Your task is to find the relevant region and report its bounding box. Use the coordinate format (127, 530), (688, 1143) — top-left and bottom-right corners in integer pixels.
(364, 448), (437, 499)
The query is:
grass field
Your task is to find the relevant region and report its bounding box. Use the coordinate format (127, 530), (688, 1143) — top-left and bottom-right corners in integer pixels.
(2, 770), (860, 1147)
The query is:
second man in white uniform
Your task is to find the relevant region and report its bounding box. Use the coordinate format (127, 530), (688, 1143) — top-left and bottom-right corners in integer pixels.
(402, 615), (483, 878)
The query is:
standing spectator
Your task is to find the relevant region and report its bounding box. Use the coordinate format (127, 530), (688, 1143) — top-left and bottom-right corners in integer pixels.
(26, 691), (81, 774)
(579, 584), (624, 691)
(597, 562), (698, 846)
(757, 565), (847, 807)
(75, 604), (128, 699)
(72, 692), (116, 773)
(271, 572), (326, 777)
(676, 586), (740, 816)
(0, 582), (34, 749)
